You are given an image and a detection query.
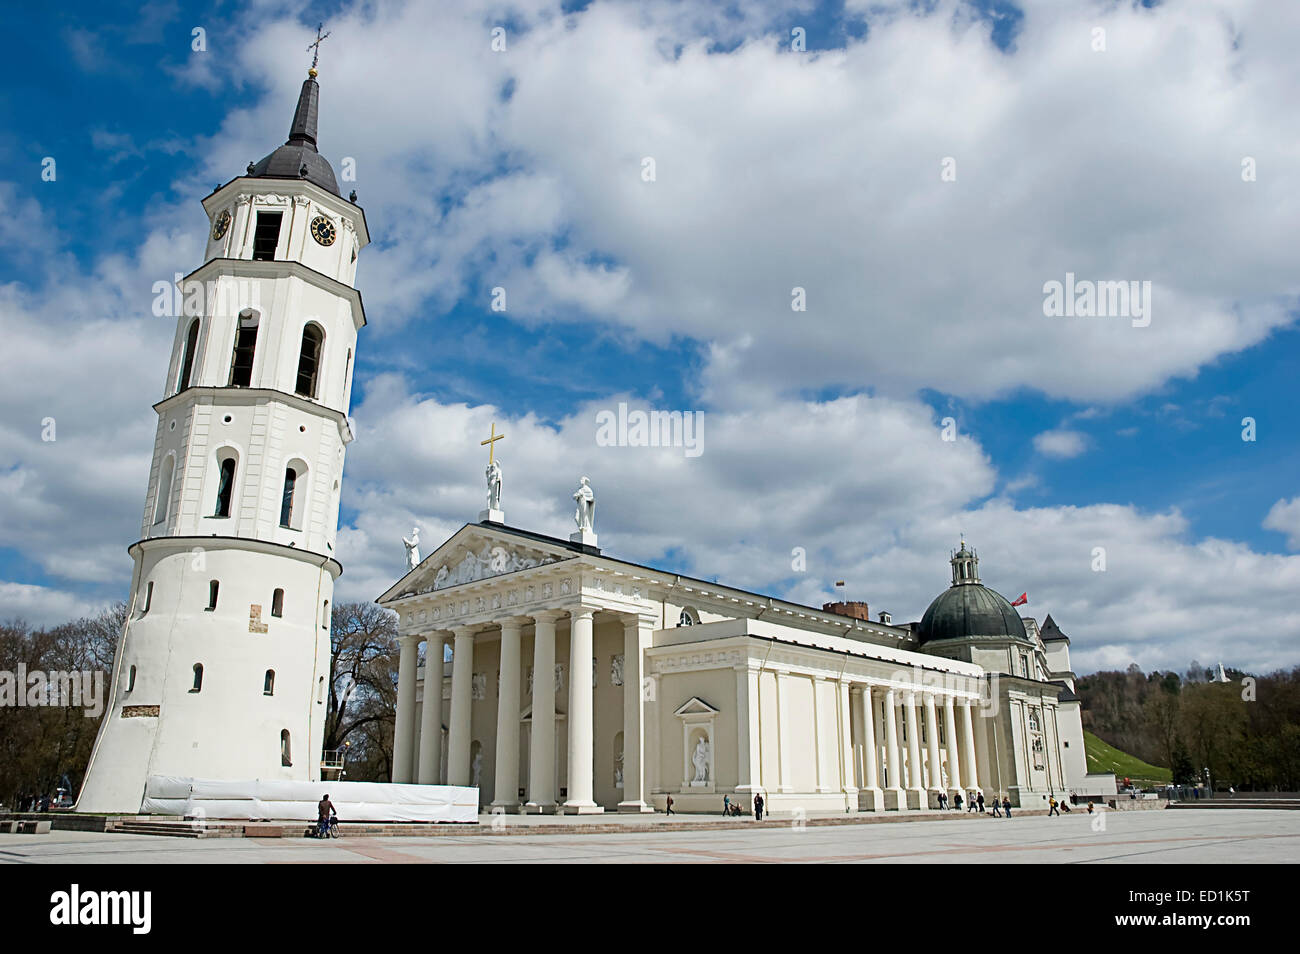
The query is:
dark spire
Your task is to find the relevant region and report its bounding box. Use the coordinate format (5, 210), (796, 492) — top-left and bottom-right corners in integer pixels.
(246, 69), (340, 196)
(287, 76), (320, 150)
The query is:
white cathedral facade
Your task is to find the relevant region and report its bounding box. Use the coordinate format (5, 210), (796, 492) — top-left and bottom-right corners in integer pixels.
(77, 68), (368, 813)
(380, 518), (1116, 815)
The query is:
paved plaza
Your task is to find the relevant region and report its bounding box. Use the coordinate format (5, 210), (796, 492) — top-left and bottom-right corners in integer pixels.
(1, 809), (1296, 864)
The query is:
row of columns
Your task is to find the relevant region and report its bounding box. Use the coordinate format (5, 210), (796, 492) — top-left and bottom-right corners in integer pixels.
(852, 684), (982, 807)
(392, 607), (654, 814)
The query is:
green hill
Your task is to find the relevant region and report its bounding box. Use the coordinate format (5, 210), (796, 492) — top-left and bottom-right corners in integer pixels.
(1084, 731), (1172, 787)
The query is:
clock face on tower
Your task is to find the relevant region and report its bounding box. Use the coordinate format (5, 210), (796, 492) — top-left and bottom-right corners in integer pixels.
(310, 215), (337, 246)
(211, 209), (231, 241)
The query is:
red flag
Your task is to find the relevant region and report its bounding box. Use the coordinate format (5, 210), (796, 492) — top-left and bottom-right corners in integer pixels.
(1010, 592), (1028, 607)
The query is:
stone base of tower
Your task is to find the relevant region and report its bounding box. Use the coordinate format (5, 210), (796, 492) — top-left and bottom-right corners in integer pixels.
(77, 537), (339, 814)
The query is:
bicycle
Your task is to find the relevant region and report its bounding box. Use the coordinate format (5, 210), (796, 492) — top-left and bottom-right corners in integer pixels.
(310, 815), (340, 838)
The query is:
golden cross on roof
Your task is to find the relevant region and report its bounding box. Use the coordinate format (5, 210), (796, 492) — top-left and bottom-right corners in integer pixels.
(480, 421), (505, 465)
(307, 22), (331, 75)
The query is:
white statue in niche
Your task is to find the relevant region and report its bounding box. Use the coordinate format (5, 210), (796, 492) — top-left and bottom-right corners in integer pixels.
(486, 459), (503, 511)
(691, 735), (710, 783)
(611, 654), (625, 687)
(402, 527), (420, 570)
(573, 476), (595, 532)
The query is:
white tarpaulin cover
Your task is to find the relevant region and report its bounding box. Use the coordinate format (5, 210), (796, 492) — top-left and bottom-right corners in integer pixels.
(142, 776), (479, 823)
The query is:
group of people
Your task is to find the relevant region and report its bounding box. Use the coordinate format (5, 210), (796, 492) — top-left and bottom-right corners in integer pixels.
(711, 793), (766, 820)
(12, 792), (55, 812)
(934, 790), (1016, 816)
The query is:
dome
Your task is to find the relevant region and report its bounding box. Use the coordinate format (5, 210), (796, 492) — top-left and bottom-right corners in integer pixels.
(917, 583), (1028, 645)
(915, 541), (1029, 645)
(248, 74), (340, 196)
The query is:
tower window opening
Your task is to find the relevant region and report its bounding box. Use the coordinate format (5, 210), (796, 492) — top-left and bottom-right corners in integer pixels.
(280, 466), (298, 528)
(295, 323), (325, 398)
(178, 318), (200, 391)
(264, 670), (275, 696)
(142, 581), (154, 615)
(214, 456), (236, 517)
(153, 456), (174, 526)
(251, 211), (282, 262)
(127, 665), (137, 692)
(191, 663), (204, 693)
(271, 588), (284, 618)
(281, 729), (292, 766)
(206, 579), (219, 611)
(321, 599), (329, 629)
(317, 675), (326, 704)
(228, 311), (259, 387)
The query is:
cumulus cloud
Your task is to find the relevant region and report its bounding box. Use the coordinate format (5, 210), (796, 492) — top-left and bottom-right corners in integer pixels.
(1264, 497), (1300, 550)
(1033, 428), (1089, 459)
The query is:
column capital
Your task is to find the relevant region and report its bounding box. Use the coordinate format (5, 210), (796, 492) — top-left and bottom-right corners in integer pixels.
(450, 625), (479, 639)
(621, 611), (658, 631)
(398, 633), (422, 647)
(530, 608), (566, 624)
(568, 605), (597, 621)
(496, 615), (531, 630)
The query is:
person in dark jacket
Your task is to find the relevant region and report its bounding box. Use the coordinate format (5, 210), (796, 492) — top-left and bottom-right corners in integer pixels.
(753, 792), (764, 821)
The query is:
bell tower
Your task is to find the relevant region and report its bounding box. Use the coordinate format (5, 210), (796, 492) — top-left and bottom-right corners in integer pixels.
(77, 64), (369, 813)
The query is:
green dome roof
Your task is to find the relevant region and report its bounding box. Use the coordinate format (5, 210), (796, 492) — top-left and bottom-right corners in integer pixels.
(916, 541), (1028, 645)
(917, 583), (1028, 645)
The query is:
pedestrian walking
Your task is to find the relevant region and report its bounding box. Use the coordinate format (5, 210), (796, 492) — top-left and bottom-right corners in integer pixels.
(967, 791), (979, 812)
(753, 792), (764, 821)
(991, 795), (1002, 818)
(665, 794), (675, 816)
(1048, 796), (1060, 816)
(976, 792), (985, 813)
(953, 791), (963, 812)
(723, 794), (730, 816)
(1002, 795), (1012, 817)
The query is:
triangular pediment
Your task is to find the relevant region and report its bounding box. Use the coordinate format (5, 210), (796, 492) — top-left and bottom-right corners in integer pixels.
(378, 523), (577, 604)
(673, 696), (720, 717)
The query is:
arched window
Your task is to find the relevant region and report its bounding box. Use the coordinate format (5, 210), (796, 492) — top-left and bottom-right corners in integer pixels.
(177, 318), (200, 391)
(279, 466), (297, 528)
(264, 670), (275, 696)
(153, 456), (174, 525)
(678, 607), (699, 627)
(280, 729), (292, 767)
(228, 310), (259, 387)
(127, 665), (137, 692)
(295, 323), (324, 398)
(141, 581), (154, 615)
(206, 580), (219, 611)
(271, 588), (284, 618)
(214, 456), (236, 517)
(317, 675), (326, 705)
(191, 664), (204, 693)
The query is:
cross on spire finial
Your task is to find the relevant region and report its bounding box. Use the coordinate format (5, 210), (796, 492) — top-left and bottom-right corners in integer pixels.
(480, 421), (505, 465)
(307, 22), (331, 76)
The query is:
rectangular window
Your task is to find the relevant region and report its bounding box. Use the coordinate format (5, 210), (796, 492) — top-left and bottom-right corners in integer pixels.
(228, 315), (258, 387)
(251, 211), (282, 261)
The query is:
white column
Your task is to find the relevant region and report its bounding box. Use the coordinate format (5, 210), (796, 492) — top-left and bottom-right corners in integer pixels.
(525, 610), (560, 812)
(943, 695), (963, 798)
(563, 607), (602, 813)
(882, 688), (904, 808)
(960, 699), (980, 792)
(775, 671), (792, 793)
(923, 693), (943, 797)
(447, 626), (475, 787)
(417, 633), (446, 784)
(735, 666), (762, 798)
(618, 615), (655, 812)
(838, 680), (858, 802)
(392, 634), (420, 783)
(903, 690), (925, 807)
(492, 618), (524, 810)
(860, 686), (880, 791)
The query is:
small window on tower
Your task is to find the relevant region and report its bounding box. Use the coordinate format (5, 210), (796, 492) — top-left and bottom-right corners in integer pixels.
(321, 600), (329, 629)
(142, 581), (154, 615)
(264, 670), (275, 696)
(271, 588), (284, 618)
(295, 323), (325, 398)
(251, 211), (283, 261)
(214, 456), (237, 517)
(281, 729), (292, 767)
(280, 467), (297, 528)
(206, 580), (219, 611)
(178, 318), (200, 391)
(191, 663), (204, 693)
(127, 665), (137, 692)
(228, 310), (259, 387)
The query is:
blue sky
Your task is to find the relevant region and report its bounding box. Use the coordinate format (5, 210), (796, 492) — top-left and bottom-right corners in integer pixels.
(2, 0), (1298, 674)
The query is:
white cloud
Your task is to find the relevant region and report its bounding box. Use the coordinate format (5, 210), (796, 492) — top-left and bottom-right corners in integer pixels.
(1264, 497), (1300, 550)
(1033, 428), (1089, 459)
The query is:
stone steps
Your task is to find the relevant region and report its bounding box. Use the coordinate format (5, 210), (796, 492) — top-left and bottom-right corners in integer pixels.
(1168, 800), (1300, 810)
